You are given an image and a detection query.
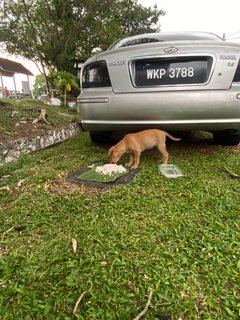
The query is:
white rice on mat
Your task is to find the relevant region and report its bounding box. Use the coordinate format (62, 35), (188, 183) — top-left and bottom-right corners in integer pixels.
(95, 164), (127, 175)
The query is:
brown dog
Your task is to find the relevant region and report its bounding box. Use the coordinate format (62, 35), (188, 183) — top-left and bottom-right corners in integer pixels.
(108, 129), (181, 169)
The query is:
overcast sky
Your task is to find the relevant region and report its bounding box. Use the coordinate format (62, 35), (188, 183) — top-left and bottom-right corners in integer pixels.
(138, 0), (240, 42)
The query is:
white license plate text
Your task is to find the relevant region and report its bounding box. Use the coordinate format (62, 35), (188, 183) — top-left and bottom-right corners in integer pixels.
(147, 67), (195, 80)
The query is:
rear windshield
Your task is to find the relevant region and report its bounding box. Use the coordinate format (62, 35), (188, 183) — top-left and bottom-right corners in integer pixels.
(108, 33), (222, 50)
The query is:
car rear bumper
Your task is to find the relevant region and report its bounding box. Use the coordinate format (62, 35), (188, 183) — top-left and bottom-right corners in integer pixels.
(80, 119), (240, 133)
(77, 88), (240, 133)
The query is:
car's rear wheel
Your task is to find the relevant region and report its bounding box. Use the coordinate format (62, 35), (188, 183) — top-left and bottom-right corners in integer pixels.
(89, 131), (114, 145)
(213, 133), (240, 146)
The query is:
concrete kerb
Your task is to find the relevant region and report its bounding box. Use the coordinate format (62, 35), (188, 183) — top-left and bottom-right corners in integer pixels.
(0, 123), (83, 165)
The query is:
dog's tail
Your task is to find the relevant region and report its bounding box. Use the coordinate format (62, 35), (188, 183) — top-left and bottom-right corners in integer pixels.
(165, 132), (181, 141)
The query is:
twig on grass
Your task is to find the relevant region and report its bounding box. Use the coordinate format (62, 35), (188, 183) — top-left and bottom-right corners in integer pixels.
(1, 226), (15, 240)
(23, 108), (41, 112)
(223, 165), (239, 178)
(132, 288), (153, 320)
(73, 290), (87, 318)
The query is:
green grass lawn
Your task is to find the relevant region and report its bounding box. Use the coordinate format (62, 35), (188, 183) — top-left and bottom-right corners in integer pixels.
(0, 132), (239, 319)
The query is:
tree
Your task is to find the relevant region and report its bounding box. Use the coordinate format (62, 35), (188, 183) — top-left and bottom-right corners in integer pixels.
(0, 0), (165, 73)
(32, 74), (47, 98)
(49, 71), (79, 105)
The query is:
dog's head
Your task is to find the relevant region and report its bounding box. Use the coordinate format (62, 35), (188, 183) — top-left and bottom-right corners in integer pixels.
(108, 146), (124, 164)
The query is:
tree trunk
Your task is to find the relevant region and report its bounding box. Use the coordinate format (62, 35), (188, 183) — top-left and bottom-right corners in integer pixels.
(64, 85), (67, 106)
(40, 60), (51, 97)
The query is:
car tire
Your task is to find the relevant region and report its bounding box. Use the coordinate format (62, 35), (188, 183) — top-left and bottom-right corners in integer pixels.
(213, 133), (240, 146)
(89, 131), (113, 145)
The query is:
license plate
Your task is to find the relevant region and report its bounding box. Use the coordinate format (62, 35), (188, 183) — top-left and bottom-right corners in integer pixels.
(134, 57), (211, 86)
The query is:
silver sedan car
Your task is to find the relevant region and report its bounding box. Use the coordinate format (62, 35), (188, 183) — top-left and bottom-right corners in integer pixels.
(77, 32), (240, 145)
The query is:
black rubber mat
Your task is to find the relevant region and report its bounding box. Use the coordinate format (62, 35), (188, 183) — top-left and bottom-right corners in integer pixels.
(66, 160), (142, 188)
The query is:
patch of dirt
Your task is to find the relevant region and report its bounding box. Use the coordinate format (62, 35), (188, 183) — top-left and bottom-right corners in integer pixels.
(223, 144), (240, 151)
(43, 178), (111, 196)
(0, 100), (78, 145)
(0, 104), (55, 144)
(1, 121), (56, 145)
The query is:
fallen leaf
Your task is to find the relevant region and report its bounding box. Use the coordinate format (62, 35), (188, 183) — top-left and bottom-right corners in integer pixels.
(180, 291), (188, 299)
(72, 238), (77, 253)
(0, 186), (10, 192)
(17, 179), (26, 188)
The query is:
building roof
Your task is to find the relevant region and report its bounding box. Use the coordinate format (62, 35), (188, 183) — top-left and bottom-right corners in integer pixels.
(0, 57), (33, 77)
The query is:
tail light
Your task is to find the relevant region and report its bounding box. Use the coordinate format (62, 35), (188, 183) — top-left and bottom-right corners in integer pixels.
(82, 61), (111, 88)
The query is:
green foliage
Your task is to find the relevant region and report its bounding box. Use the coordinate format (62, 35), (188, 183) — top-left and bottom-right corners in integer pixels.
(49, 70), (79, 105)
(32, 75), (47, 97)
(0, 0), (165, 72)
(49, 71), (79, 91)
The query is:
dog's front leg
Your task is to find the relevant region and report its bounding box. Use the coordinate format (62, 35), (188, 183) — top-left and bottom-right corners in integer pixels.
(126, 153), (134, 168)
(131, 150), (141, 169)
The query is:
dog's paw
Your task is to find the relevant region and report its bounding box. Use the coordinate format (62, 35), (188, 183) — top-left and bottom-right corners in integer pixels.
(131, 165), (138, 170)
